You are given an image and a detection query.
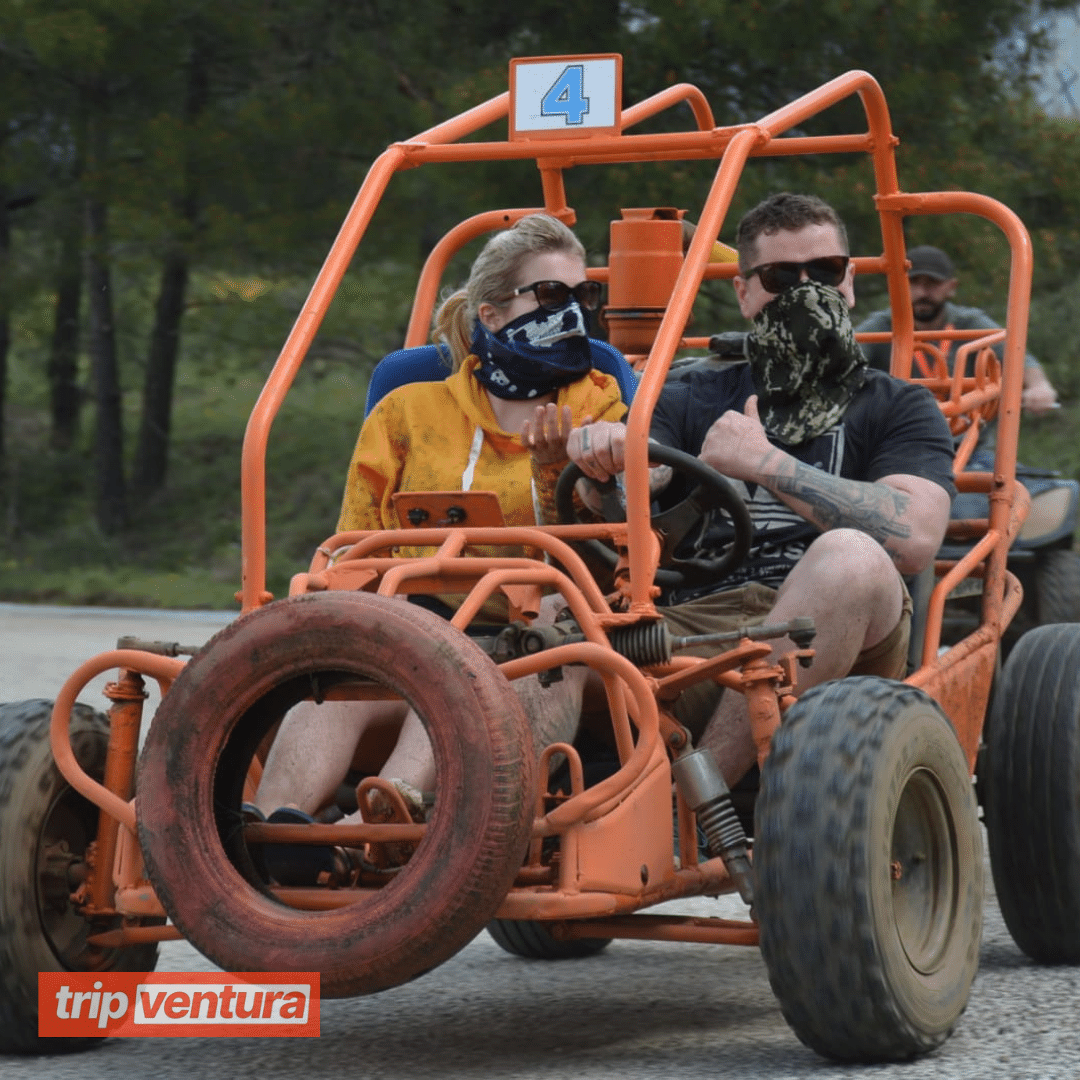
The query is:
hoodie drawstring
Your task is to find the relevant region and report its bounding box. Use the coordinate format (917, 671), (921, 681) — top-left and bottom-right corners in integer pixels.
(461, 426), (484, 491)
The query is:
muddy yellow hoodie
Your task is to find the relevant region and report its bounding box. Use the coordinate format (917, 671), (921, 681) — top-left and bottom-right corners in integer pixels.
(338, 354), (627, 544)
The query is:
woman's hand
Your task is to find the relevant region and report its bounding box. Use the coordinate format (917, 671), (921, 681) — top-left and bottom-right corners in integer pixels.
(521, 403), (580, 464)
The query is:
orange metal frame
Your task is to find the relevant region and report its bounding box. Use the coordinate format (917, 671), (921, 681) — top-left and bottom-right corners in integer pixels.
(237, 65), (1028, 750)
(49, 60), (1030, 950)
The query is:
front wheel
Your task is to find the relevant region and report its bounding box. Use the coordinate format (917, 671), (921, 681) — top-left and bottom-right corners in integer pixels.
(755, 677), (982, 1063)
(0, 700), (160, 1055)
(984, 623), (1080, 962)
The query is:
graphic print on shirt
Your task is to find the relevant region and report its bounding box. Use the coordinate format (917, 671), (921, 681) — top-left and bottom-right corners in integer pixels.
(681, 424), (846, 596)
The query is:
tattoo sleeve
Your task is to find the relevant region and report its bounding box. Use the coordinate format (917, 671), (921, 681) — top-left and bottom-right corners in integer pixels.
(758, 450), (912, 553)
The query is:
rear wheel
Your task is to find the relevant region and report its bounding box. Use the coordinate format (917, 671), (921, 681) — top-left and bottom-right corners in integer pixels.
(487, 919), (611, 960)
(984, 623), (1080, 962)
(1035, 548), (1080, 626)
(0, 700), (160, 1055)
(755, 677), (982, 1062)
(137, 592), (536, 997)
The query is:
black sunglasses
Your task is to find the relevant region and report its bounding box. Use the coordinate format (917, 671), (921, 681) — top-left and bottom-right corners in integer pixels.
(744, 255), (850, 294)
(504, 279), (603, 312)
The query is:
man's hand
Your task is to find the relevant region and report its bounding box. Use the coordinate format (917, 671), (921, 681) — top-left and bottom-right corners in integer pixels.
(699, 395), (773, 482)
(695, 395), (948, 573)
(566, 419), (627, 481)
(1021, 368), (1060, 416)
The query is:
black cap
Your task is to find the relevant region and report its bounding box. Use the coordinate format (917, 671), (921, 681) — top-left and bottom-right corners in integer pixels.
(907, 245), (955, 282)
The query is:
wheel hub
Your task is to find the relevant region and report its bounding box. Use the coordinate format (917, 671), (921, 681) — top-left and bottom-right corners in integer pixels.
(891, 768), (959, 974)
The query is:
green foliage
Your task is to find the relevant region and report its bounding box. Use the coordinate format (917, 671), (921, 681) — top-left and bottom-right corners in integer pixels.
(3, 0), (1080, 603)
(0, 359), (366, 607)
(1027, 275), (1080, 403)
(1019, 403), (1080, 483)
(0, 249), (416, 606)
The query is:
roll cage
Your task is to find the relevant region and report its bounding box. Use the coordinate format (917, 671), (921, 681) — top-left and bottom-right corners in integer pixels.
(239, 58), (1029, 766)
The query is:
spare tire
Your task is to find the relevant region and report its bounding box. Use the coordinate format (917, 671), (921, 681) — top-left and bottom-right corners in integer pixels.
(138, 592), (536, 998)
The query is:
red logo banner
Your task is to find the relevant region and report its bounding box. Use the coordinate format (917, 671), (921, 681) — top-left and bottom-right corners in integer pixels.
(38, 972), (320, 1038)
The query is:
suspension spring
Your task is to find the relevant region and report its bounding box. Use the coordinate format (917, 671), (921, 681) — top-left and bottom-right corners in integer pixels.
(696, 793), (748, 859)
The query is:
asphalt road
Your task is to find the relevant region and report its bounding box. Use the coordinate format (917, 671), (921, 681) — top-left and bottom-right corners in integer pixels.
(2, 602), (1079, 1079)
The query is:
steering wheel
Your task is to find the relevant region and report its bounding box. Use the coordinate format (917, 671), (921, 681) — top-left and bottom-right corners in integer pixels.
(554, 440), (754, 589)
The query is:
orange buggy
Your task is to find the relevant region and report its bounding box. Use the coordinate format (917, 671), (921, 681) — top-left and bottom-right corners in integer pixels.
(4, 55), (1080, 1063)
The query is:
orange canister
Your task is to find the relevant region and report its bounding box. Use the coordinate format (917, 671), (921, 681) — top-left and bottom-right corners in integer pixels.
(605, 208), (686, 355)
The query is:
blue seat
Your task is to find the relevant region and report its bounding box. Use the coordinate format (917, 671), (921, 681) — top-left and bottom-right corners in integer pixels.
(364, 339), (638, 417)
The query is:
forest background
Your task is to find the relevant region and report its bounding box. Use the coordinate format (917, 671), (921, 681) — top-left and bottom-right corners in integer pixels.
(2, 0), (1080, 608)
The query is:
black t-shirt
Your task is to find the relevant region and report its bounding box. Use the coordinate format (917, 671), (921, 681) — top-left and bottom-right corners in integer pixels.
(650, 364), (957, 603)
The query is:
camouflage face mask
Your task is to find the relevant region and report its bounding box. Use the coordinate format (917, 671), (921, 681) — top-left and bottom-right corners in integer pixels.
(746, 279), (867, 446)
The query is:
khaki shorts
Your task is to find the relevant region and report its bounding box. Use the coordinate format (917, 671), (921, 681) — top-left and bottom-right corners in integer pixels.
(660, 580), (913, 735)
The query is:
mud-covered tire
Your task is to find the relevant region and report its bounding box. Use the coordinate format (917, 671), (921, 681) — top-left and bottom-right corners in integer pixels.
(755, 677), (982, 1063)
(487, 919), (611, 959)
(0, 700), (160, 1055)
(137, 592), (536, 998)
(984, 623), (1080, 963)
(1035, 548), (1080, 626)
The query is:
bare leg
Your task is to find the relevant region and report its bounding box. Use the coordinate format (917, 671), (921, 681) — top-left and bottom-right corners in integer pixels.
(333, 663), (590, 830)
(504, 593), (589, 760)
(700, 529), (905, 785)
(338, 595), (589, 825)
(374, 667), (587, 792)
(514, 667), (589, 758)
(253, 699), (407, 817)
(257, 595), (589, 828)
(377, 708), (436, 792)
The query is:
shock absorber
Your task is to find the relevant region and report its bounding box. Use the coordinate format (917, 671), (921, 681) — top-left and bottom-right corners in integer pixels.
(671, 747), (754, 907)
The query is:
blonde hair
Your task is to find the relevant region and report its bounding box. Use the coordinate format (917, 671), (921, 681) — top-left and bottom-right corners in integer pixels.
(432, 214), (586, 370)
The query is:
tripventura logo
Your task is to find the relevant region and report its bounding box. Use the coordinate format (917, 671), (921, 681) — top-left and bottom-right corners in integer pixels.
(39, 972), (320, 1038)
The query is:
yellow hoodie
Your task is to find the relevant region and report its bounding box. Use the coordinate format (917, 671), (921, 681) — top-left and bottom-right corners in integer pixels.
(338, 354), (627, 546)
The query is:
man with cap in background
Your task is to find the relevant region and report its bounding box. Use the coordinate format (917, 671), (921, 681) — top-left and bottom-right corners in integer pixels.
(857, 244), (1059, 416)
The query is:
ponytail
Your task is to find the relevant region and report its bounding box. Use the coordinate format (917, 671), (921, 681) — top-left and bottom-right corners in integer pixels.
(432, 289), (472, 371)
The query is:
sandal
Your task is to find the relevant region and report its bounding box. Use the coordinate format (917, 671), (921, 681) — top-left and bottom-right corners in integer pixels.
(261, 806), (359, 887)
(357, 778), (427, 869)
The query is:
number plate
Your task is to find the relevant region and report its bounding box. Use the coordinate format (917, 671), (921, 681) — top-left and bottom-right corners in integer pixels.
(509, 55), (622, 140)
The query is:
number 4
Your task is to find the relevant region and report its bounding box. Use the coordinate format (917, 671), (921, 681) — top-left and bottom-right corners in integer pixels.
(541, 65), (590, 126)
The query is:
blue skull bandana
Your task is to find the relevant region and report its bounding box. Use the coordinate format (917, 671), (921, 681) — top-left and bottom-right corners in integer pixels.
(471, 300), (591, 400)
(746, 280), (867, 445)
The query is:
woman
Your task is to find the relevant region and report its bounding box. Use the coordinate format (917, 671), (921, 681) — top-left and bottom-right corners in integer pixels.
(252, 214), (627, 881)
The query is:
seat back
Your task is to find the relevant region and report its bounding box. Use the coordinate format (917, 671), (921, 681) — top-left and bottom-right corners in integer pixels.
(364, 339), (638, 417)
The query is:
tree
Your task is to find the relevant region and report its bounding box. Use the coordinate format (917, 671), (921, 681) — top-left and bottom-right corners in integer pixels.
(0, 1), (162, 530)
(132, 32), (209, 496)
(0, 194), (9, 464)
(0, 30), (47, 464)
(46, 111), (87, 453)
(3, 0), (1080, 561)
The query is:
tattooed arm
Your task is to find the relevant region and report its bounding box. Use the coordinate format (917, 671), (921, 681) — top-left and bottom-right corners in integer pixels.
(756, 452), (948, 572)
(699, 395), (950, 573)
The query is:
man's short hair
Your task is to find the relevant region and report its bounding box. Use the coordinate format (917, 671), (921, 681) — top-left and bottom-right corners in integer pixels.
(735, 192), (849, 271)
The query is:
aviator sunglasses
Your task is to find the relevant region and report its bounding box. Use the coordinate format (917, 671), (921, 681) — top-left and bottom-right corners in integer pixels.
(504, 279), (604, 312)
(744, 255), (850, 294)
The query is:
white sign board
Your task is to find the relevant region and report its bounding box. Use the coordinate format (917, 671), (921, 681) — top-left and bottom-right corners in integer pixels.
(510, 55), (622, 139)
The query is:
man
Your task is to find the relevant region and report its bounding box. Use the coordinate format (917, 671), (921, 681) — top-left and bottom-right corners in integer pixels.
(567, 193), (957, 787)
(857, 244), (1058, 415)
